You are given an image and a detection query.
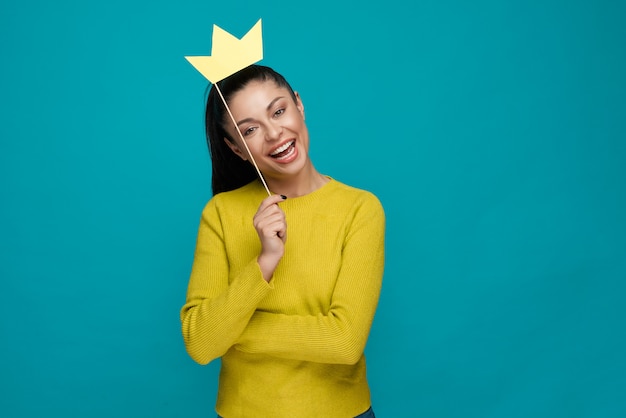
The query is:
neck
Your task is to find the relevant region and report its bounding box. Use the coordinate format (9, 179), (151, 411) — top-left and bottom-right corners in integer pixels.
(264, 163), (329, 198)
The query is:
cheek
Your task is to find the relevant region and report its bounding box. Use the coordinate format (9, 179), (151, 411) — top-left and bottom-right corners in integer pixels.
(240, 138), (265, 158)
(295, 118), (308, 137)
(288, 114), (306, 131)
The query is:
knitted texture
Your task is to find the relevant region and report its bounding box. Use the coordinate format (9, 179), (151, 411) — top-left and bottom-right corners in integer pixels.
(181, 178), (385, 418)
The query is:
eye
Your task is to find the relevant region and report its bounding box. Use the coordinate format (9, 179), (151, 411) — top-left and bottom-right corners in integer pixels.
(273, 108), (285, 117)
(243, 126), (257, 137)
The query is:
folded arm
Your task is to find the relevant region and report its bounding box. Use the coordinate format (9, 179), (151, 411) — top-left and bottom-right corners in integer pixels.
(235, 196), (385, 364)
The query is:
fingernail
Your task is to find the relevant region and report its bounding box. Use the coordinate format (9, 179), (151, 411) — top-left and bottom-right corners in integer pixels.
(280, 195), (287, 200)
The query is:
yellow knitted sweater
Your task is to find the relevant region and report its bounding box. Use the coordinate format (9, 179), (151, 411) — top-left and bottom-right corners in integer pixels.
(181, 178), (385, 418)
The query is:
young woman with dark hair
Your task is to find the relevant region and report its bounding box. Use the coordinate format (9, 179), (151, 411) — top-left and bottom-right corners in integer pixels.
(181, 65), (385, 418)
(205, 65), (298, 195)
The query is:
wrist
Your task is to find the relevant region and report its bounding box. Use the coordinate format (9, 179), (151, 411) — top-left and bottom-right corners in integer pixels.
(257, 252), (281, 282)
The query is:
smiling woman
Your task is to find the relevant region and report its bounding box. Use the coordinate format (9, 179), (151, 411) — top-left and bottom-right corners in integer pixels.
(221, 79), (314, 189)
(180, 65), (385, 418)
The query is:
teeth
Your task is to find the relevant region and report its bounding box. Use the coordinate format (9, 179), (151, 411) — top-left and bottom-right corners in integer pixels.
(271, 140), (294, 156)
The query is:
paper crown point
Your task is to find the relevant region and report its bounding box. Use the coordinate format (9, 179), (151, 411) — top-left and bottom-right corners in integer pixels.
(185, 19), (263, 84)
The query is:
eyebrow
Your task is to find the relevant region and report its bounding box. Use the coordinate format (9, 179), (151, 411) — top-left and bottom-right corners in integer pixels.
(236, 96), (286, 127)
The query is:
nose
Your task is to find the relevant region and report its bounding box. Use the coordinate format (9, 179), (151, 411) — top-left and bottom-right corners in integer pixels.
(265, 121), (282, 142)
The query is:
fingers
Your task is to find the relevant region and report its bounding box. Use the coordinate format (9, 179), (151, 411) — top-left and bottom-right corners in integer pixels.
(254, 194), (287, 282)
(254, 195), (286, 226)
(254, 194), (287, 242)
(256, 215), (286, 239)
(256, 194), (287, 213)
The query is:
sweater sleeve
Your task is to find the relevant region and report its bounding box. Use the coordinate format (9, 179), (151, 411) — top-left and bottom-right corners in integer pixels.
(180, 199), (272, 365)
(235, 195), (385, 365)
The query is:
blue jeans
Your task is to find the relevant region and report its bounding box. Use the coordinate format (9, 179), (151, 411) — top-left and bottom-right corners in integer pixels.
(218, 406), (375, 418)
(356, 406), (376, 418)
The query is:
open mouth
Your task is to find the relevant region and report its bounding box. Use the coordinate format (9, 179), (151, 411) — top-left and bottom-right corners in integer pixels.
(269, 140), (296, 160)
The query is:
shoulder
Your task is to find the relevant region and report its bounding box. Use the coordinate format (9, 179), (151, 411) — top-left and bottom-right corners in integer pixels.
(328, 179), (384, 207)
(324, 179), (385, 219)
(201, 180), (264, 218)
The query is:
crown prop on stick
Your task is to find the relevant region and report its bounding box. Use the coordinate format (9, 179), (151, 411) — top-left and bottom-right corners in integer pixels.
(185, 19), (271, 195)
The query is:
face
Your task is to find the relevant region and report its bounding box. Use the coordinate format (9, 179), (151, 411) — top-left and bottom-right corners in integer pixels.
(222, 80), (310, 180)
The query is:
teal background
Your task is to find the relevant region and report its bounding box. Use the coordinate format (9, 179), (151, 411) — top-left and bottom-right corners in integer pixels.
(1, 0), (625, 417)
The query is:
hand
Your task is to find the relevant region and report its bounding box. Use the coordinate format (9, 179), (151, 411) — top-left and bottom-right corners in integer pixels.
(253, 194), (287, 282)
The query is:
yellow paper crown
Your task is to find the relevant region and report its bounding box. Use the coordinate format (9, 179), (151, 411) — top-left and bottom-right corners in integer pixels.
(185, 19), (263, 84)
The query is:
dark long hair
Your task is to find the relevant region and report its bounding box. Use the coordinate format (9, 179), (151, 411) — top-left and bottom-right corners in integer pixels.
(205, 65), (297, 195)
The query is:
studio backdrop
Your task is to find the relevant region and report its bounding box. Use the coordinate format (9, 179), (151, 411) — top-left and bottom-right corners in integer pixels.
(1, 0), (625, 417)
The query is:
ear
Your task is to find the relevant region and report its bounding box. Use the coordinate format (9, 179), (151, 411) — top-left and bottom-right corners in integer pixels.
(294, 91), (305, 120)
(224, 137), (248, 161)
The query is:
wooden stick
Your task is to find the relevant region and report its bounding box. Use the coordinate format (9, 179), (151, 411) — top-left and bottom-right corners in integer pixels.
(214, 83), (272, 196)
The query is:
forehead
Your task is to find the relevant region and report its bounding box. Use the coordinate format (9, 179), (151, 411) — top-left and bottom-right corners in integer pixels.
(228, 80), (290, 108)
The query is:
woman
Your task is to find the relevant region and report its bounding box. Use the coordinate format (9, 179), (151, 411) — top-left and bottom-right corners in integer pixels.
(181, 65), (385, 418)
